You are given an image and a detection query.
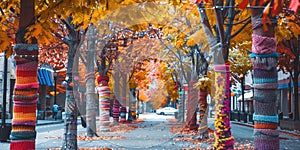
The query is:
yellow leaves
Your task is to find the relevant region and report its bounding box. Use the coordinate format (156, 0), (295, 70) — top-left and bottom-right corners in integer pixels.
(229, 48), (253, 75)
(25, 23), (53, 45)
(0, 31), (11, 54)
(193, 75), (212, 93)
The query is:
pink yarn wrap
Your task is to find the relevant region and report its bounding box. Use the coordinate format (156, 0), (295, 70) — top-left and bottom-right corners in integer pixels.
(252, 34), (276, 54)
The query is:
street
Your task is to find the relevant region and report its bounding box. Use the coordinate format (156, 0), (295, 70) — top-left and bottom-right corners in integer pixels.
(1, 113), (300, 149)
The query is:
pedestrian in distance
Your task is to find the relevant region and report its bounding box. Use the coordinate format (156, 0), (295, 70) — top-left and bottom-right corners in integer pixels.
(53, 104), (59, 120)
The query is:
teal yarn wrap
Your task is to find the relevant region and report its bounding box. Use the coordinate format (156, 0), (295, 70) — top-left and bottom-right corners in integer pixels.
(250, 52), (278, 58)
(253, 77), (277, 84)
(10, 131), (37, 140)
(253, 114), (279, 123)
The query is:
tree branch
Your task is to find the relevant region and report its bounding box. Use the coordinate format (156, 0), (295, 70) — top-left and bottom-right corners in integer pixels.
(230, 18), (251, 39)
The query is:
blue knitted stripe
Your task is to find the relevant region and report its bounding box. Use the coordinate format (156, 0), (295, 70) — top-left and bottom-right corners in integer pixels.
(253, 77), (278, 84)
(250, 52), (278, 58)
(253, 114), (278, 123)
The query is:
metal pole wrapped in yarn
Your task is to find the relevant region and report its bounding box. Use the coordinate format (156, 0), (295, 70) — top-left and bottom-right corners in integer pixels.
(10, 44), (39, 150)
(251, 34), (279, 150)
(198, 89), (208, 139)
(97, 75), (111, 132)
(213, 64), (234, 150)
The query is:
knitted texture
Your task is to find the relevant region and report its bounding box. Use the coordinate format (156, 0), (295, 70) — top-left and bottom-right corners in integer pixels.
(253, 89), (278, 103)
(120, 106), (127, 123)
(213, 65), (234, 149)
(187, 80), (198, 129)
(10, 44), (38, 149)
(198, 90), (208, 136)
(254, 122), (278, 130)
(113, 98), (120, 123)
(254, 100), (277, 116)
(98, 86), (111, 132)
(253, 114), (279, 123)
(10, 140), (35, 150)
(251, 34), (279, 150)
(252, 34), (276, 54)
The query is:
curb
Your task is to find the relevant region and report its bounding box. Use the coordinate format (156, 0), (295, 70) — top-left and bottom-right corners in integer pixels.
(36, 120), (64, 126)
(231, 121), (300, 138)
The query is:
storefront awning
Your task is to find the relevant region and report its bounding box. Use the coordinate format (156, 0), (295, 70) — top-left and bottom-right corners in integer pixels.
(38, 68), (54, 86)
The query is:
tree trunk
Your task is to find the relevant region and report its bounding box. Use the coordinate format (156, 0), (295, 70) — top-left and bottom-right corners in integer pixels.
(177, 88), (184, 122)
(85, 27), (97, 137)
(62, 49), (78, 149)
(128, 88), (137, 122)
(10, 0), (38, 149)
(198, 89), (208, 139)
(186, 80), (198, 130)
(197, 3), (234, 148)
(250, 5), (279, 149)
(293, 36), (299, 121)
(113, 98), (120, 125)
(97, 75), (111, 132)
(40, 85), (47, 112)
(213, 65), (234, 149)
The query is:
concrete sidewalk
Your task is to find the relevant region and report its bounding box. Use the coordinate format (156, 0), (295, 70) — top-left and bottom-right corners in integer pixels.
(0, 119), (64, 126)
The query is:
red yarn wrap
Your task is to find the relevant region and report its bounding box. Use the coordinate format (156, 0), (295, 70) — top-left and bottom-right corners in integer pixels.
(97, 75), (109, 86)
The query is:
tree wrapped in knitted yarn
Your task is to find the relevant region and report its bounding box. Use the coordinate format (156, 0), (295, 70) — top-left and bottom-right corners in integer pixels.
(97, 75), (111, 132)
(10, 1), (39, 149)
(250, 4), (279, 149)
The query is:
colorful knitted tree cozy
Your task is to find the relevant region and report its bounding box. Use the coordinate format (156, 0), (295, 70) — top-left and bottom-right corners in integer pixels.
(113, 98), (120, 124)
(186, 80), (198, 130)
(198, 89), (208, 138)
(251, 34), (279, 149)
(97, 75), (111, 132)
(10, 44), (39, 150)
(120, 106), (127, 123)
(213, 64), (234, 149)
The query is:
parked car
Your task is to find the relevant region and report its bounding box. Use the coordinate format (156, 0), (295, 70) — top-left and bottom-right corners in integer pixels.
(156, 107), (178, 115)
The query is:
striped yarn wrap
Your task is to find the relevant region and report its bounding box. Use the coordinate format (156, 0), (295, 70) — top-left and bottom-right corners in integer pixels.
(213, 65), (234, 149)
(187, 80), (198, 129)
(10, 44), (39, 150)
(254, 122), (278, 130)
(113, 98), (120, 123)
(120, 106), (127, 123)
(251, 34), (279, 149)
(198, 90), (208, 136)
(98, 86), (111, 132)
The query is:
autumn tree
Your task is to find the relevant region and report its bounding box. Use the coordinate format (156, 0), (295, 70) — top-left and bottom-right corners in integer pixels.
(277, 5), (300, 121)
(0, 0), (55, 149)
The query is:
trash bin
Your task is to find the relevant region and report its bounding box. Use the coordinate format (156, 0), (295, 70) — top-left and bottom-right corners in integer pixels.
(0, 123), (12, 142)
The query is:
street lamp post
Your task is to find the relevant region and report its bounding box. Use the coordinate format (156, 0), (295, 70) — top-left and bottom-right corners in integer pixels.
(54, 70), (57, 105)
(240, 74), (247, 123)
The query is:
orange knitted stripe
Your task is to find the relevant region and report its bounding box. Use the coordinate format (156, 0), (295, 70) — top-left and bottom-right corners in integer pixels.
(13, 112), (36, 120)
(14, 90), (38, 96)
(14, 105), (36, 113)
(12, 126), (35, 131)
(16, 76), (38, 84)
(254, 122), (278, 129)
